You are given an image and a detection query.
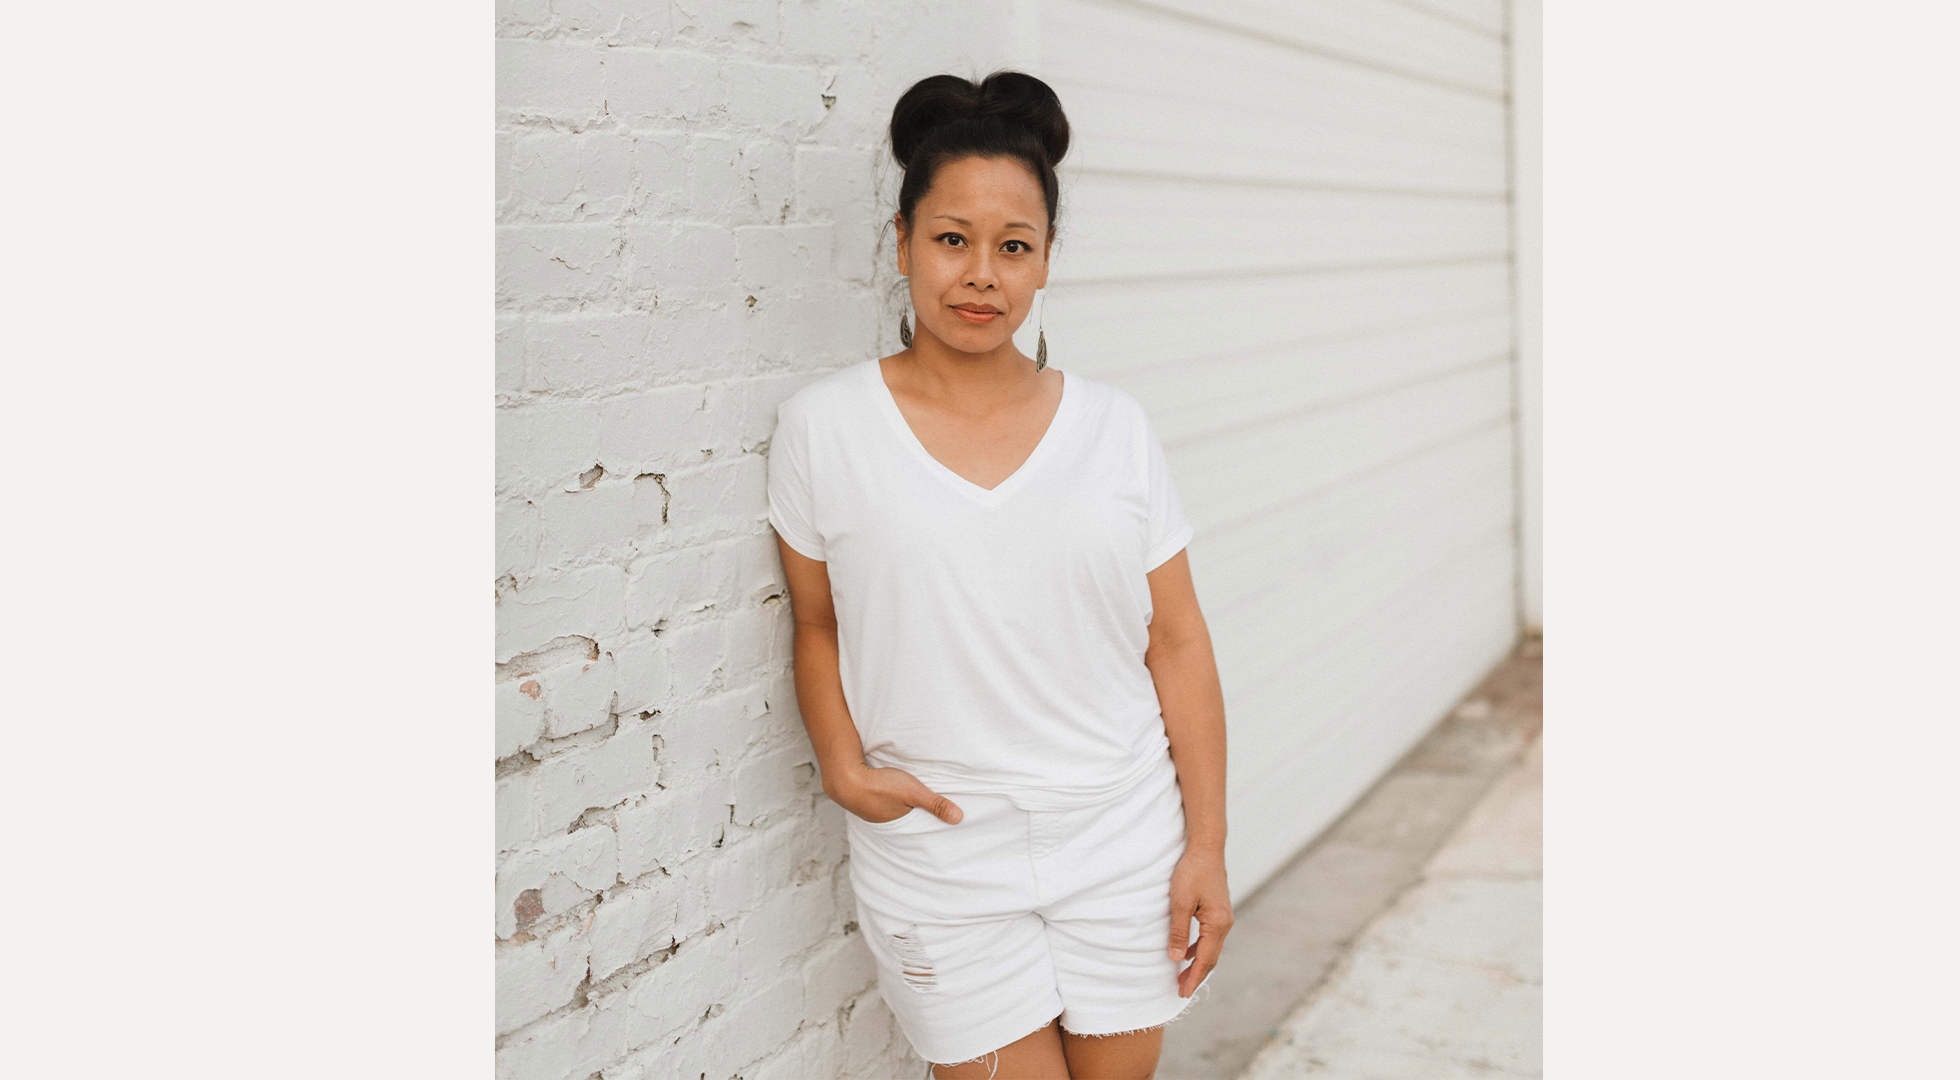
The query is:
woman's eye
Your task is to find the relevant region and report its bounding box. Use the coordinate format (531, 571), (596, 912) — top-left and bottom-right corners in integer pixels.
(937, 233), (965, 247)
(1003, 241), (1027, 253)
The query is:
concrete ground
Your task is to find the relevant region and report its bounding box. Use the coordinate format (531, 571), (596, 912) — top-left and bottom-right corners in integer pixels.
(1159, 637), (1542, 1080)
(1239, 732), (1542, 1079)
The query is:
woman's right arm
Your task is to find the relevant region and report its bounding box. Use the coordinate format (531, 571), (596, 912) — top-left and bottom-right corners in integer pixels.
(776, 536), (964, 825)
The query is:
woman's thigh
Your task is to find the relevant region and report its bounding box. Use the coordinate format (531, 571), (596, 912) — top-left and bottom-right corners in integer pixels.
(1061, 1024), (1164, 1080)
(930, 1016), (1070, 1080)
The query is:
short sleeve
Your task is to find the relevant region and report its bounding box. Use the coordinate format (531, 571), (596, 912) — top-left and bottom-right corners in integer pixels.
(767, 399), (827, 561)
(1140, 407), (1193, 572)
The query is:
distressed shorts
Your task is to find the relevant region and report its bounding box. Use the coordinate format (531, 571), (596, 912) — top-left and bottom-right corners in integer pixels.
(845, 749), (1214, 1071)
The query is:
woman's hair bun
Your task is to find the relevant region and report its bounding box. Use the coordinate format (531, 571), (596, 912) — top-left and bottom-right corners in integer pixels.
(889, 70), (1070, 170)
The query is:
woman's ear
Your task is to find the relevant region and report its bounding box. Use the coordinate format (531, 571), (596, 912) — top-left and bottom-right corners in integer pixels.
(894, 211), (910, 277)
(1037, 230), (1054, 290)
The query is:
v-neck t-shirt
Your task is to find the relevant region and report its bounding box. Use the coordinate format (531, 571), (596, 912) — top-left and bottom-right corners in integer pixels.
(767, 358), (1194, 811)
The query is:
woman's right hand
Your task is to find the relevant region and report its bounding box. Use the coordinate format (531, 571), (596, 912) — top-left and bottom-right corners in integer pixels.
(830, 764), (964, 825)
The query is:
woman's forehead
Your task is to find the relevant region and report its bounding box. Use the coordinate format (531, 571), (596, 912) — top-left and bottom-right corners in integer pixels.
(916, 157), (1047, 222)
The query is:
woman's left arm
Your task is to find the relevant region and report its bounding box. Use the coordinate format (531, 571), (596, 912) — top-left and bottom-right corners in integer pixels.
(1144, 548), (1233, 997)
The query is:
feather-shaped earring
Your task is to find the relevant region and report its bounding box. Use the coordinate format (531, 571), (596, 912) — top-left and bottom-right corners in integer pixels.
(899, 309), (913, 348)
(1035, 298), (1047, 372)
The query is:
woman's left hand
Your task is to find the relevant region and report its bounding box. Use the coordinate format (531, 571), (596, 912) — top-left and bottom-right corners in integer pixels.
(1168, 847), (1232, 997)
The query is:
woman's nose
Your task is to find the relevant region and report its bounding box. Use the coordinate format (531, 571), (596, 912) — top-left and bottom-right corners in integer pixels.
(964, 251), (998, 289)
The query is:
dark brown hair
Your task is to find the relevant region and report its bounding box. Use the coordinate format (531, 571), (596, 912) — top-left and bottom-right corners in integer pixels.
(888, 70), (1070, 233)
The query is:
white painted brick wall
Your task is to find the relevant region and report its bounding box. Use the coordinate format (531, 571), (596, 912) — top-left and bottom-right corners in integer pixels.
(495, 3), (1017, 1076)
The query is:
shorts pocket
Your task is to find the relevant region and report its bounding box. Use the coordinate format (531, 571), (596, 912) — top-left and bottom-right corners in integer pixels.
(859, 806), (927, 829)
(855, 806), (961, 838)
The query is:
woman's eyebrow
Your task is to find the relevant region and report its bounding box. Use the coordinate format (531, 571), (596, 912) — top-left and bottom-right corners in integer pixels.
(931, 214), (1038, 233)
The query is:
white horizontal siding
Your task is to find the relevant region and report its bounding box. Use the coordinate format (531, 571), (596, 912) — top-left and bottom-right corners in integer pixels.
(1107, 0), (1507, 93)
(1047, 0), (1508, 193)
(1024, 0), (1520, 898)
(1053, 175), (1511, 281)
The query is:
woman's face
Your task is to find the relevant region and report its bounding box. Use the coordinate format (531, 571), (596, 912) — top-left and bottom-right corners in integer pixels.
(896, 155), (1052, 357)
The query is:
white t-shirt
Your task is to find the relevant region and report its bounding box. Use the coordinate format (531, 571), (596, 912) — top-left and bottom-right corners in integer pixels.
(767, 358), (1194, 811)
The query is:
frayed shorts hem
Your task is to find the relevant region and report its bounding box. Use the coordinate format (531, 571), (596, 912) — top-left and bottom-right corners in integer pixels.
(1057, 971), (1214, 1039)
(917, 1003), (1062, 1074)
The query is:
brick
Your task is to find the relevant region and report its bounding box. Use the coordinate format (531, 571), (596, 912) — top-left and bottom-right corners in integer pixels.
(536, 479), (638, 568)
(723, 60), (826, 136)
(497, 771), (541, 851)
(727, 529), (788, 605)
(673, 220), (739, 299)
(658, 619), (726, 705)
(497, 223), (620, 307)
(568, 998), (635, 1079)
(646, 301), (746, 385)
(744, 281), (878, 364)
(700, 975), (805, 1076)
(524, 313), (648, 394)
(497, 39), (605, 123)
(496, 315), (525, 396)
(730, 741), (813, 827)
(628, 470), (674, 534)
(553, 0), (673, 42)
(663, 454), (768, 544)
(685, 134), (747, 224)
(501, 130), (581, 210)
(593, 384), (712, 475)
(616, 779), (730, 879)
(496, 563), (627, 662)
(498, 0), (551, 27)
(669, 858), (712, 940)
(805, 63), (883, 150)
(629, 131), (687, 217)
(496, 496), (540, 582)
(701, 377), (757, 456)
(497, 919), (591, 1034)
(536, 725), (658, 833)
(735, 223), (835, 289)
(588, 874), (682, 980)
(782, 0), (878, 62)
(494, 1001), (632, 1080)
(625, 543), (723, 630)
(620, 928), (741, 1045)
(717, 605), (778, 686)
(746, 1045), (811, 1080)
(613, 634), (673, 716)
(801, 934), (877, 1022)
(734, 885), (824, 986)
(601, 48), (720, 124)
(495, 1009), (581, 1080)
(579, 134), (635, 218)
(742, 140), (793, 223)
(496, 826), (617, 939)
(672, 0), (778, 47)
(792, 145), (872, 222)
(497, 398), (602, 495)
(540, 649), (617, 738)
(497, 675), (548, 759)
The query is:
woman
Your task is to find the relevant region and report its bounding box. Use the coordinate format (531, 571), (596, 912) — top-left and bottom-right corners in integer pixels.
(768, 71), (1232, 1080)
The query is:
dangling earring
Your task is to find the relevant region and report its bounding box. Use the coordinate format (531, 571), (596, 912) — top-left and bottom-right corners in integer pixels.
(899, 308), (912, 348)
(1034, 296), (1048, 372)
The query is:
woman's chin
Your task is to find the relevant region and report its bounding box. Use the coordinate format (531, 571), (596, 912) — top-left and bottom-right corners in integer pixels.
(924, 324), (1017, 356)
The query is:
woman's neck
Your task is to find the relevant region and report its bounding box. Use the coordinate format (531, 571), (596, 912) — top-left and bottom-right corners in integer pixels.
(887, 330), (1039, 412)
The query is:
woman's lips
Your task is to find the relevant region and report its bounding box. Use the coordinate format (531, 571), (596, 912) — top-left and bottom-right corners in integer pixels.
(951, 307), (1001, 325)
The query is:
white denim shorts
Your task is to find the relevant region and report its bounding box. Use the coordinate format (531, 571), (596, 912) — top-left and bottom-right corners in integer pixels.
(845, 748), (1214, 1071)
